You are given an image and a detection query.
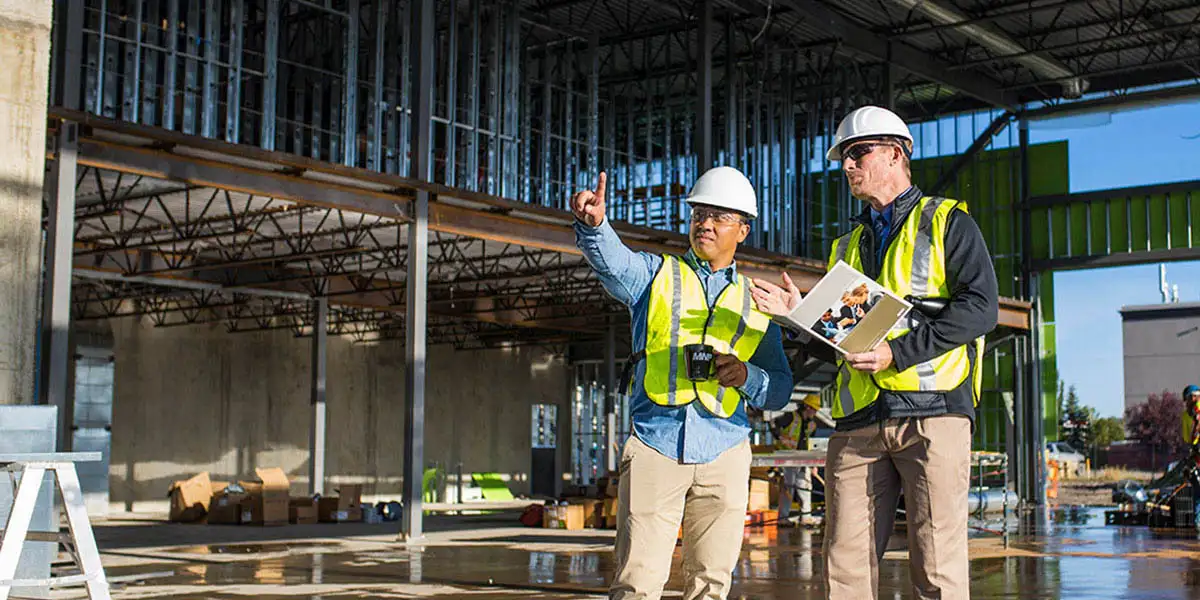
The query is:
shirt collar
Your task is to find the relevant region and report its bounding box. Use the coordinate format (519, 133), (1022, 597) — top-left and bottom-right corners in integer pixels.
(870, 203), (893, 225)
(685, 249), (737, 279)
(870, 186), (916, 224)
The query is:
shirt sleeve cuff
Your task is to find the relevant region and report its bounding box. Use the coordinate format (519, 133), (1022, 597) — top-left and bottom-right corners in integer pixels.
(739, 363), (769, 407)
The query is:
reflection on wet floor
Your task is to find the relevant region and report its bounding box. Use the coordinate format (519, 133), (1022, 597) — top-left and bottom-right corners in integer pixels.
(102, 507), (1200, 599)
(171, 542), (343, 555)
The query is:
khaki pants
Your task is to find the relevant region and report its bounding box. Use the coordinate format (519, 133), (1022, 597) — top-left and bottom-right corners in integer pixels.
(611, 435), (750, 600)
(823, 415), (972, 600)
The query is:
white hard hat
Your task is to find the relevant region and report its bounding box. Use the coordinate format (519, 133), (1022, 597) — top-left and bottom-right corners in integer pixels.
(685, 166), (758, 219)
(827, 105), (914, 161)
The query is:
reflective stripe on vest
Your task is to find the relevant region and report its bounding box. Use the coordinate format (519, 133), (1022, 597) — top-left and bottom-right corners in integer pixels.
(828, 196), (984, 419)
(643, 255), (770, 418)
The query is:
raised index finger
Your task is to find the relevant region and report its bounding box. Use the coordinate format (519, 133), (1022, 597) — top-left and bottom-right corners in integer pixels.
(595, 171), (607, 202)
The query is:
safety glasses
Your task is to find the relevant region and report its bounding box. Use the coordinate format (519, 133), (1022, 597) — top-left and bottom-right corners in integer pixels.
(690, 206), (746, 225)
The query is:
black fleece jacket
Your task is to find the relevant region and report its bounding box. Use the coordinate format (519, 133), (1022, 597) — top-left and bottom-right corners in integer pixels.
(802, 185), (999, 431)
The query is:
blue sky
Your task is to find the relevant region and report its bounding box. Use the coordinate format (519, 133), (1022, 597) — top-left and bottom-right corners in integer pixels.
(1035, 100), (1200, 418)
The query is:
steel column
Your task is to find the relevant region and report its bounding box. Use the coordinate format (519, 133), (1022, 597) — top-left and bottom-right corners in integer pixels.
(467, 0), (481, 191)
(309, 297), (328, 495)
(605, 323), (617, 474)
(589, 34), (600, 187)
(261, 0), (279, 149)
(201, 0), (221, 138)
(122, 0), (143, 123)
(226, 0), (244, 143)
(445, 0), (458, 186)
(92, 0), (108, 115)
(164, 0), (179, 129)
(370, 0), (388, 171)
(343, 0), (360, 166)
(41, 122), (80, 451)
(696, 0), (713, 173)
(540, 53), (552, 205)
(725, 16), (735, 163)
(55, 0), (85, 111)
(488, 5), (502, 195)
(401, 0), (435, 542)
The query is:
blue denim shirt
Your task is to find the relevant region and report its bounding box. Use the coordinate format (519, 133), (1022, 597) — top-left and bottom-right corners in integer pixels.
(575, 219), (794, 464)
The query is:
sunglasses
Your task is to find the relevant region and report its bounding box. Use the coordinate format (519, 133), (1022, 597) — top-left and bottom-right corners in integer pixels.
(842, 142), (893, 163)
(691, 206), (746, 225)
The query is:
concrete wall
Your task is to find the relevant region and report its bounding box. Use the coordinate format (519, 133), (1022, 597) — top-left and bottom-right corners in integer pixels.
(0, 0), (52, 405)
(1121, 303), (1200, 414)
(102, 317), (572, 508)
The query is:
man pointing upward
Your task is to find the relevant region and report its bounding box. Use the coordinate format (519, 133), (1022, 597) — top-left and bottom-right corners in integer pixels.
(573, 167), (793, 600)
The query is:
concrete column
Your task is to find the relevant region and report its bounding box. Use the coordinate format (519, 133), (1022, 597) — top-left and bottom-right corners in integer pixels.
(0, 1), (54, 406)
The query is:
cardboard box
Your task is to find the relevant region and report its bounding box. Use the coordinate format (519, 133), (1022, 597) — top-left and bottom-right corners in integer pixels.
(207, 492), (251, 525)
(168, 473), (234, 522)
(289, 497), (318, 524)
(318, 497), (361, 522)
(168, 472), (213, 522)
(603, 497), (619, 529)
(748, 479), (771, 512)
(239, 467), (291, 526)
(542, 504), (586, 530)
(335, 485), (363, 510)
(569, 498), (604, 528)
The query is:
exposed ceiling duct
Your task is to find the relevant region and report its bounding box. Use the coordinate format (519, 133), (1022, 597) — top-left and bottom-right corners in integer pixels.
(889, 0), (1089, 98)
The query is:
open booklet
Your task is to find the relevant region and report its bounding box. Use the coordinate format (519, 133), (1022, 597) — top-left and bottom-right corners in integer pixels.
(775, 261), (912, 355)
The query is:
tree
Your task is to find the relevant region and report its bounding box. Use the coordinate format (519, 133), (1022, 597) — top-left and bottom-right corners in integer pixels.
(1125, 390), (1185, 466)
(1092, 417), (1126, 450)
(1059, 384), (1093, 451)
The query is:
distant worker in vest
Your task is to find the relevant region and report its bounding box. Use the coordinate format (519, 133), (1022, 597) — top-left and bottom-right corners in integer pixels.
(770, 393), (821, 527)
(749, 105), (998, 599)
(1183, 385), (1200, 450)
(572, 166), (793, 600)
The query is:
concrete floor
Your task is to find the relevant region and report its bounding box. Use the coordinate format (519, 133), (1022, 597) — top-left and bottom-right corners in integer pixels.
(32, 507), (1200, 599)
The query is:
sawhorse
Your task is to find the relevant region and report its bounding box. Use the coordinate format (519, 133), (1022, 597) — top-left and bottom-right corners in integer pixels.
(0, 452), (109, 600)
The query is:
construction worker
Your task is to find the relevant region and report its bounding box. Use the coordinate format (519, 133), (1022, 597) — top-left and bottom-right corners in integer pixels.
(1182, 385), (1200, 449)
(771, 394), (821, 526)
(572, 167), (792, 600)
(749, 105), (998, 599)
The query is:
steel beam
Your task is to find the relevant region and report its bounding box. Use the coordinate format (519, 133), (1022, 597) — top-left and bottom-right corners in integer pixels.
(1026, 178), (1200, 210)
(51, 111), (1037, 330)
(930, 111), (1013, 196)
(775, 0), (1017, 109)
(41, 122), (80, 451)
(310, 297), (328, 494)
(1031, 247), (1200, 273)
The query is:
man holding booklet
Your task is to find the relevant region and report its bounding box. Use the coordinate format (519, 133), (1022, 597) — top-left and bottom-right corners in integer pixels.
(751, 105), (999, 599)
(572, 166), (792, 600)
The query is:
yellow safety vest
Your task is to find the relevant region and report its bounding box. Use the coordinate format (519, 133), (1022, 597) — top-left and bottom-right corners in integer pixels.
(642, 255), (770, 418)
(827, 196), (985, 420)
(775, 417), (806, 450)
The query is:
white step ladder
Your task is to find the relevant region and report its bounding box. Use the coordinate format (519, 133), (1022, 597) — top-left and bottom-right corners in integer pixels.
(0, 452), (109, 600)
